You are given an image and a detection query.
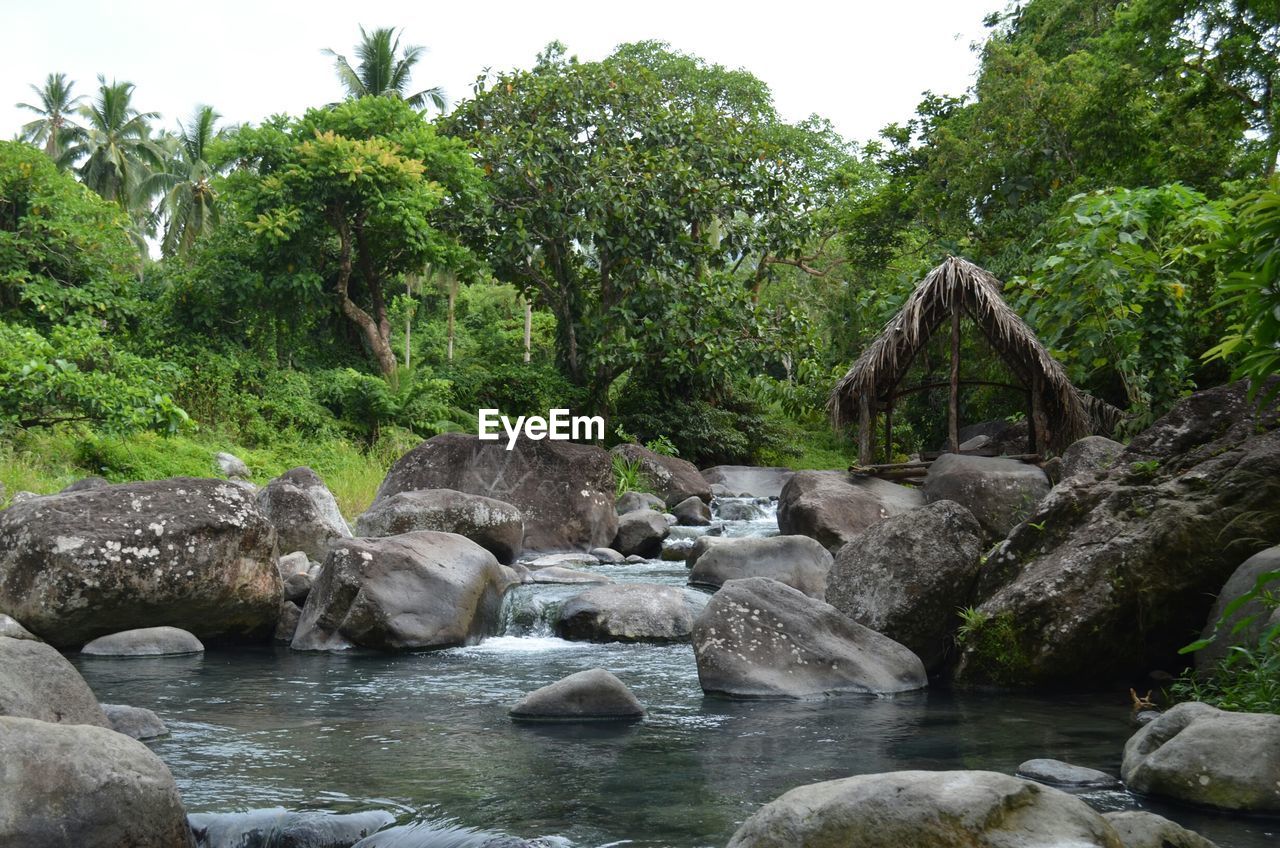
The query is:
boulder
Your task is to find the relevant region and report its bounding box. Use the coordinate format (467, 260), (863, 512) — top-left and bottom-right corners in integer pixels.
(611, 509), (669, 558)
(715, 498), (769, 522)
(0, 477), (282, 647)
(1121, 701), (1280, 813)
(671, 495), (712, 526)
(686, 535), (730, 568)
(777, 471), (923, 553)
(688, 535), (832, 598)
(825, 501), (984, 671)
(256, 467), (351, 563)
(0, 716), (195, 848)
(0, 635), (109, 726)
(1101, 811), (1218, 848)
(527, 566), (613, 585)
(8, 490), (39, 506)
(276, 550), (311, 579)
(351, 823), (558, 847)
(591, 547), (624, 563)
(509, 668), (645, 721)
(954, 381), (1280, 687)
(189, 808), (395, 848)
(692, 577), (927, 699)
(355, 489), (523, 565)
(102, 704), (168, 740)
(375, 433), (616, 552)
(616, 491), (665, 515)
(725, 769), (1120, 848)
(611, 443), (711, 506)
(0, 613), (37, 640)
(215, 451), (251, 479)
(81, 626), (204, 656)
(1195, 545), (1280, 670)
(700, 465), (794, 499)
(556, 583), (701, 643)
(522, 552), (599, 569)
(283, 571), (312, 604)
(61, 475), (110, 493)
(292, 531), (516, 652)
(1015, 758), (1122, 790)
(922, 454), (1050, 539)
(274, 601), (302, 644)
(1061, 436), (1125, 480)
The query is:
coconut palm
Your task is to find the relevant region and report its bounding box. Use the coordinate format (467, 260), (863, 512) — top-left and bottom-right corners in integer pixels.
(69, 75), (164, 208)
(323, 26), (445, 111)
(150, 105), (225, 257)
(16, 72), (84, 166)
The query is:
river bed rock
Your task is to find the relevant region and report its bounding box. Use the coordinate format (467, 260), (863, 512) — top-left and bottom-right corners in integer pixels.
(556, 583), (701, 643)
(102, 703), (169, 740)
(81, 626), (205, 656)
(0, 612), (37, 640)
(1015, 758), (1122, 789)
(1195, 545), (1280, 671)
(922, 454), (1050, 539)
(693, 577), (927, 699)
(255, 467), (351, 563)
(1060, 436), (1125, 480)
(777, 471), (923, 552)
(0, 635), (109, 726)
(611, 444), (711, 506)
(189, 808), (396, 848)
(611, 509), (669, 558)
(1102, 811), (1218, 848)
(509, 668), (645, 721)
(616, 491), (665, 515)
(355, 489), (524, 565)
(671, 495), (712, 526)
(688, 535), (832, 597)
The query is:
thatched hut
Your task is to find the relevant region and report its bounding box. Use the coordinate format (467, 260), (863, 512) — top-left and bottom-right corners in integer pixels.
(828, 256), (1090, 463)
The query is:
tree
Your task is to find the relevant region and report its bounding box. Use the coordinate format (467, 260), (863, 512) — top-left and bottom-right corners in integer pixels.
(224, 96), (483, 378)
(68, 75), (164, 211)
(153, 105), (225, 257)
(16, 72), (83, 166)
(324, 26), (445, 111)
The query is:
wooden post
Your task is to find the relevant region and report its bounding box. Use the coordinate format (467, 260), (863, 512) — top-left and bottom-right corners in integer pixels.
(858, 394), (873, 466)
(948, 308), (961, 452)
(1030, 372), (1048, 454)
(884, 399), (895, 461)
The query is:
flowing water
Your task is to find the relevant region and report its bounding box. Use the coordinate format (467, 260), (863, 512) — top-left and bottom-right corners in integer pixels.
(74, 499), (1277, 848)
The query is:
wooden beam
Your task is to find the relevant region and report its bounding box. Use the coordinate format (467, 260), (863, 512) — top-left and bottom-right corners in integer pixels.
(884, 379), (1024, 401)
(948, 308), (961, 452)
(858, 394), (873, 465)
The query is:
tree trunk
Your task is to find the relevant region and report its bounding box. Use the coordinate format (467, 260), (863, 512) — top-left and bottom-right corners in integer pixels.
(446, 283), (456, 362)
(523, 298), (532, 363)
(332, 212), (398, 379)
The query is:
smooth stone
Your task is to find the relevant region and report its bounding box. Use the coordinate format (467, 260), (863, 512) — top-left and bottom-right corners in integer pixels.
(590, 547), (624, 563)
(616, 490), (666, 515)
(274, 601), (302, 644)
(922, 453), (1051, 539)
(611, 508), (669, 558)
(81, 626), (204, 657)
(0, 635), (109, 726)
(688, 535), (832, 598)
(277, 550), (311, 578)
(215, 451), (251, 479)
(671, 495), (712, 526)
(256, 467), (352, 563)
(509, 668), (645, 721)
(777, 471), (924, 552)
(189, 808), (396, 848)
(528, 566), (614, 585)
(0, 613), (38, 641)
(1102, 811), (1218, 848)
(523, 552), (600, 569)
(102, 703), (169, 740)
(556, 583), (702, 643)
(1015, 758), (1122, 789)
(355, 488), (524, 564)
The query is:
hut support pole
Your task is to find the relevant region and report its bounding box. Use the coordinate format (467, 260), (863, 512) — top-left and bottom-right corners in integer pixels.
(858, 395), (873, 466)
(948, 308), (961, 452)
(884, 400), (895, 461)
(1030, 372), (1047, 454)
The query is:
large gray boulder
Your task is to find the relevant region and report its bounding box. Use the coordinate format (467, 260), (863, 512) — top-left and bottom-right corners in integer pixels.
(0, 613), (37, 640)
(374, 433), (616, 552)
(1121, 701), (1280, 813)
(825, 500), (984, 671)
(777, 471), (923, 553)
(292, 531), (517, 652)
(0, 477), (282, 648)
(0, 636), (109, 726)
(509, 668), (645, 721)
(616, 491), (665, 515)
(611, 443), (711, 506)
(81, 626), (204, 656)
(725, 769), (1121, 848)
(556, 583), (700, 643)
(692, 577), (926, 699)
(955, 381), (1280, 687)
(671, 495), (712, 526)
(189, 808), (395, 848)
(0, 715), (195, 848)
(611, 509), (669, 558)
(688, 535), (832, 598)
(922, 454), (1050, 539)
(356, 489), (524, 564)
(1195, 545), (1280, 671)
(102, 704), (169, 741)
(1102, 811), (1218, 848)
(255, 467), (350, 563)
(1060, 436), (1125, 480)
(700, 465), (794, 498)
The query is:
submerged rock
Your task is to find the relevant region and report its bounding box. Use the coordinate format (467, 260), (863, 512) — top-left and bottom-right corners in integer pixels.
(1102, 811), (1218, 848)
(692, 577), (927, 699)
(688, 535), (832, 598)
(0, 715), (195, 848)
(256, 467), (351, 563)
(611, 444), (711, 506)
(922, 454), (1050, 539)
(81, 626), (205, 656)
(189, 807), (395, 848)
(509, 668), (645, 721)
(356, 489), (524, 565)
(0, 635), (109, 726)
(726, 769), (1120, 848)
(556, 583), (701, 643)
(611, 509), (669, 558)
(102, 703), (169, 740)
(1015, 758), (1121, 790)
(777, 471), (923, 552)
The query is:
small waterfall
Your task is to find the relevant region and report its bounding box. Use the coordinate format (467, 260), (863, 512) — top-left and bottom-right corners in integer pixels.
(497, 584), (574, 637)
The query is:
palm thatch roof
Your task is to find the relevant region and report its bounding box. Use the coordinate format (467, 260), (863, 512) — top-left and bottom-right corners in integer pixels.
(828, 256), (1091, 455)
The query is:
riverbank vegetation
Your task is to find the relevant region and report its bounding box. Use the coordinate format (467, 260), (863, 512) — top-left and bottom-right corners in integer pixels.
(3, 0), (1280, 514)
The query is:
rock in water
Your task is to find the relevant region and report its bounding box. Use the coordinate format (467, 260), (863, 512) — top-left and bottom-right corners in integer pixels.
(189, 808), (395, 848)
(0, 477), (282, 647)
(509, 668), (645, 721)
(255, 467), (351, 563)
(102, 704), (169, 740)
(1195, 545), (1280, 670)
(81, 626), (204, 656)
(922, 454), (1050, 539)
(0, 635), (109, 726)
(374, 433), (616, 553)
(1060, 436), (1125, 480)
(611, 443), (711, 506)
(611, 509), (669, 558)
(688, 535), (832, 598)
(700, 465), (794, 499)
(1015, 758), (1122, 790)
(1101, 811), (1218, 848)
(292, 531), (517, 652)
(0, 715), (195, 847)
(777, 471), (923, 552)
(824, 501), (984, 671)
(1121, 701), (1280, 813)
(725, 769), (1121, 848)
(954, 381), (1280, 687)
(556, 583), (700, 643)
(670, 495), (712, 526)
(615, 491), (665, 515)
(355, 489), (524, 564)
(692, 577), (927, 699)
(274, 601), (302, 644)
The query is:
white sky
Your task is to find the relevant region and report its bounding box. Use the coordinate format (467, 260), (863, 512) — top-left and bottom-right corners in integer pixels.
(3, 0), (997, 146)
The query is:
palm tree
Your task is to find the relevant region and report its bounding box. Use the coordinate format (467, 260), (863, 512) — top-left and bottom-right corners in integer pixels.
(16, 72), (84, 166)
(324, 26), (445, 110)
(69, 75), (164, 208)
(151, 105), (225, 257)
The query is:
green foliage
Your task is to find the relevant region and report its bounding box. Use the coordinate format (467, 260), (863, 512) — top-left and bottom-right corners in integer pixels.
(611, 454), (647, 499)
(954, 610), (1033, 686)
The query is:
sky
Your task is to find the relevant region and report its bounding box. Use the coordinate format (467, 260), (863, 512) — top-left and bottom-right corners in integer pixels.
(3, 0), (998, 146)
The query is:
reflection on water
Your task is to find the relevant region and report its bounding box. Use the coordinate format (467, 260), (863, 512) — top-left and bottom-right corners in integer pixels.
(72, 498), (1276, 848)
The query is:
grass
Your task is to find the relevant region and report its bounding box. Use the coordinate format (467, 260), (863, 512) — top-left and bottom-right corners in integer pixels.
(761, 423), (856, 470)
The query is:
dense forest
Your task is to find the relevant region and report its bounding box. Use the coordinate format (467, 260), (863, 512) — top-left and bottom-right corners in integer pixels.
(3, 0), (1279, 515)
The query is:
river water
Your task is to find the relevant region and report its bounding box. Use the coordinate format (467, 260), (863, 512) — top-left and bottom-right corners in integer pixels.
(74, 499), (1276, 848)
